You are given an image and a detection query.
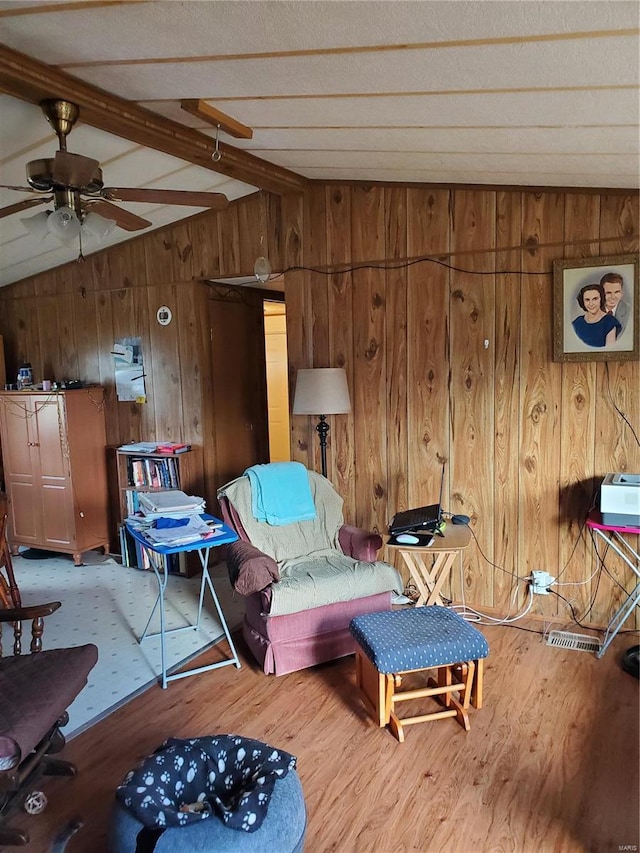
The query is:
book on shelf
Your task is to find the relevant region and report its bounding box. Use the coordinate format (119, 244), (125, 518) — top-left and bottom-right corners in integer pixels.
(119, 523), (137, 567)
(118, 442), (159, 454)
(118, 441), (192, 455)
(156, 443), (191, 454)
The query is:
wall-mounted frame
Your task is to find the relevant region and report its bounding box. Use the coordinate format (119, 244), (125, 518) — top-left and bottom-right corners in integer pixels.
(552, 253), (639, 362)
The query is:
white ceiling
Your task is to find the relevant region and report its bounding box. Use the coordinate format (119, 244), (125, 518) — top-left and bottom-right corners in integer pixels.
(0, 0), (638, 288)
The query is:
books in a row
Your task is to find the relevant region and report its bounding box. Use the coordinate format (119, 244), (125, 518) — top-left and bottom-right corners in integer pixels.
(118, 524), (186, 574)
(126, 456), (180, 489)
(119, 441), (191, 455)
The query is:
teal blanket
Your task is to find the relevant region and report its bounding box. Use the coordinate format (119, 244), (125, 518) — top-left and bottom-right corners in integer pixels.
(244, 462), (317, 526)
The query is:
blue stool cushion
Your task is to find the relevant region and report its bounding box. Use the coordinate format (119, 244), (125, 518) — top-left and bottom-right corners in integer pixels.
(108, 767), (306, 853)
(350, 606), (489, 673)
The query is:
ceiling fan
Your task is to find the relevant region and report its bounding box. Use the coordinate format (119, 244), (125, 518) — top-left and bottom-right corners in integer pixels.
(0, 99), (229, 238)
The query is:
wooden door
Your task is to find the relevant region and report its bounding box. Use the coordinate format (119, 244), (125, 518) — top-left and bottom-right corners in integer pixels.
(0, 394), (42, 545)
(208, 288), (270, 489)
(34, 395), (74, 549)
(0, 394), (75, 549)
(264, 302), (291, 462)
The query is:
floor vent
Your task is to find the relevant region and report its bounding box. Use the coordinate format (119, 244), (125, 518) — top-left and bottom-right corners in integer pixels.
(545, 630), (601, 653)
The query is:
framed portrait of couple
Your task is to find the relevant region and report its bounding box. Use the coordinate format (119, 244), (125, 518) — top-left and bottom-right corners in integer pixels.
(552, 253), (639, 362)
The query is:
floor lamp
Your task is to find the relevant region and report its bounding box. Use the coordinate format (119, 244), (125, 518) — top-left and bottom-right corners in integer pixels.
(292, 368), (351, 477)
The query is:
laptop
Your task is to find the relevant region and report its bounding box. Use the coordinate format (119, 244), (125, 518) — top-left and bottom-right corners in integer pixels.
(389, 465), (445, 535)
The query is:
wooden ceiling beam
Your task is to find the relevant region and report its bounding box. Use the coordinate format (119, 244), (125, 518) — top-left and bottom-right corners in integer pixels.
(0, 43), (306, 195)
(181, 99), (253, 139)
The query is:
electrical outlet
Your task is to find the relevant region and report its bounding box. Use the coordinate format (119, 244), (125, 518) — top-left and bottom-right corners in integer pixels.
(530, 570), (555, 595)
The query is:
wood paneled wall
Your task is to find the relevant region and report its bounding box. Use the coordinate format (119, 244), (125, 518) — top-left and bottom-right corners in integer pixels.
(0, 184), (637, 629)
(287, 186), (639, 627)
(0, 192), (285, 543)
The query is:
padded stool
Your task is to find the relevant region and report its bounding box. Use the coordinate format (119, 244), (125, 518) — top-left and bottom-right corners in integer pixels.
(350, 607), (489, 742)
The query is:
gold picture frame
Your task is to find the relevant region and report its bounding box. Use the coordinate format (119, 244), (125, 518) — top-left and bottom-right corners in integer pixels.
(552, 253), (639, 362)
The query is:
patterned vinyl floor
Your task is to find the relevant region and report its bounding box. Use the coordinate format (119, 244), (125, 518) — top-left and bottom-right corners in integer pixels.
(11, 550), (244, 739)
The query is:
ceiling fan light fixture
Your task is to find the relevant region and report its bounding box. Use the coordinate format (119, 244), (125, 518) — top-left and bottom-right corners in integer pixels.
(82, 211), (116, 242)
(4, 100), (231, 241)
(21, 210), (51, 238)
(47, 205), (81, 243)
(254, 255), (272, 284)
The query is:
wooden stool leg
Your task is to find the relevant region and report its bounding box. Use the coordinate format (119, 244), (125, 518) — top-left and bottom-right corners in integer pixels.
(388, 709), (405, 743)
(438, 663), (453, 707)
(356, 651), (391, 727)
(470, 658), (484, 709)
(442, 659), (476, 730)
(460, 660), (475, 710)
(427, 664), (473, 731)
(355, 648), (364, 690)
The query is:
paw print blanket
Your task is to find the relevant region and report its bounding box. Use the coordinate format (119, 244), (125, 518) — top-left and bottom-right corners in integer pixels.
(116, 735), (296, 835)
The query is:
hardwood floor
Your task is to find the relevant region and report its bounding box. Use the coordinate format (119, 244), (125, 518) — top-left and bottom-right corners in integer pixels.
(11, 622), (639, 853)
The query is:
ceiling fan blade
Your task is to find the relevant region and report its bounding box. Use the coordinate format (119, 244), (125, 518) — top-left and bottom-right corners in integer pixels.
(0, 184), (41, 193)
(53, 151), (102, 189)
(85, 200), (152, 232)
(0, 197), (51, 219)
(101, 187), (228, 209)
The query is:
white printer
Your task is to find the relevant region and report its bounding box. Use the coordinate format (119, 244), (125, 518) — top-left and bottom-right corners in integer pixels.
(600, 473), (640, 527)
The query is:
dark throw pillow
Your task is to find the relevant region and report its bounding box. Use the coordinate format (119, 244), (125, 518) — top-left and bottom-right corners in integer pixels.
(227, 541), (280, 595)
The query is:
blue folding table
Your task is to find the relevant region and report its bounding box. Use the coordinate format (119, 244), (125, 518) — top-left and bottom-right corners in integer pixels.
(125, 515), (240, 688)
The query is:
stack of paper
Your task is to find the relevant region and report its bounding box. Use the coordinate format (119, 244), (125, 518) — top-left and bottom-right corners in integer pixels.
(144, 516), (222, 546)
(126, 515), (224, 547)
(138, 490), (205, 515)
(118, 442), (159, 454)
(126, 489), (216, 546)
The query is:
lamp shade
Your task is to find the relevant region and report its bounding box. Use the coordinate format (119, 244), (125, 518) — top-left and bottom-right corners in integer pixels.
(292, 368), (351, 416)
(21, 211), (50, 238)
(47, 205), (81, 242)
(82, 211), (116, 242)
(254, 255), (272, 283)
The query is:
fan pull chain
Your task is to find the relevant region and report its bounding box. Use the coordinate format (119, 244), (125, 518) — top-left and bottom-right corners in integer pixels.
(212, 125), (222, 162)
(77, 227), (85, 262)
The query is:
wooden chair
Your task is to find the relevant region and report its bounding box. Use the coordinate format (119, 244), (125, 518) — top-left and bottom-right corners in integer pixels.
(0, 492), (98, 847)
(0, 493), (61, 656)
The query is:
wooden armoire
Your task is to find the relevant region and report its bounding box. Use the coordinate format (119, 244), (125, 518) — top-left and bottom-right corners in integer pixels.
(0, 388), (109, 565)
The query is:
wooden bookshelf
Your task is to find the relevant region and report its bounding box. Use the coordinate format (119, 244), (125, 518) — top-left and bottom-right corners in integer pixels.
(115, 446), (203, 577)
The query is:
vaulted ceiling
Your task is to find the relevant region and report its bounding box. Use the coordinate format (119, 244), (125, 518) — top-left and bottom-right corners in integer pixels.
(0, 0), (638, 288)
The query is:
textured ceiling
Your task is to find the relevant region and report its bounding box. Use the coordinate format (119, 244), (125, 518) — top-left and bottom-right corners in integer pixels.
(0, 0), (638, 288)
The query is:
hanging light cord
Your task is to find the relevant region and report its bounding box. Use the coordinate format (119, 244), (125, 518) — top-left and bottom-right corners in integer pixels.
(271, 254), (550, 280)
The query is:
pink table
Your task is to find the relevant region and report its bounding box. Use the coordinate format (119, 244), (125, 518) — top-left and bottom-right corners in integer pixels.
(586, 509), (640, 658)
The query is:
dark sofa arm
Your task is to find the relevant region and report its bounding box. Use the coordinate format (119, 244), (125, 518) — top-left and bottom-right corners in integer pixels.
(227, 541), (280, 596)
(339, 525), (383, 561)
